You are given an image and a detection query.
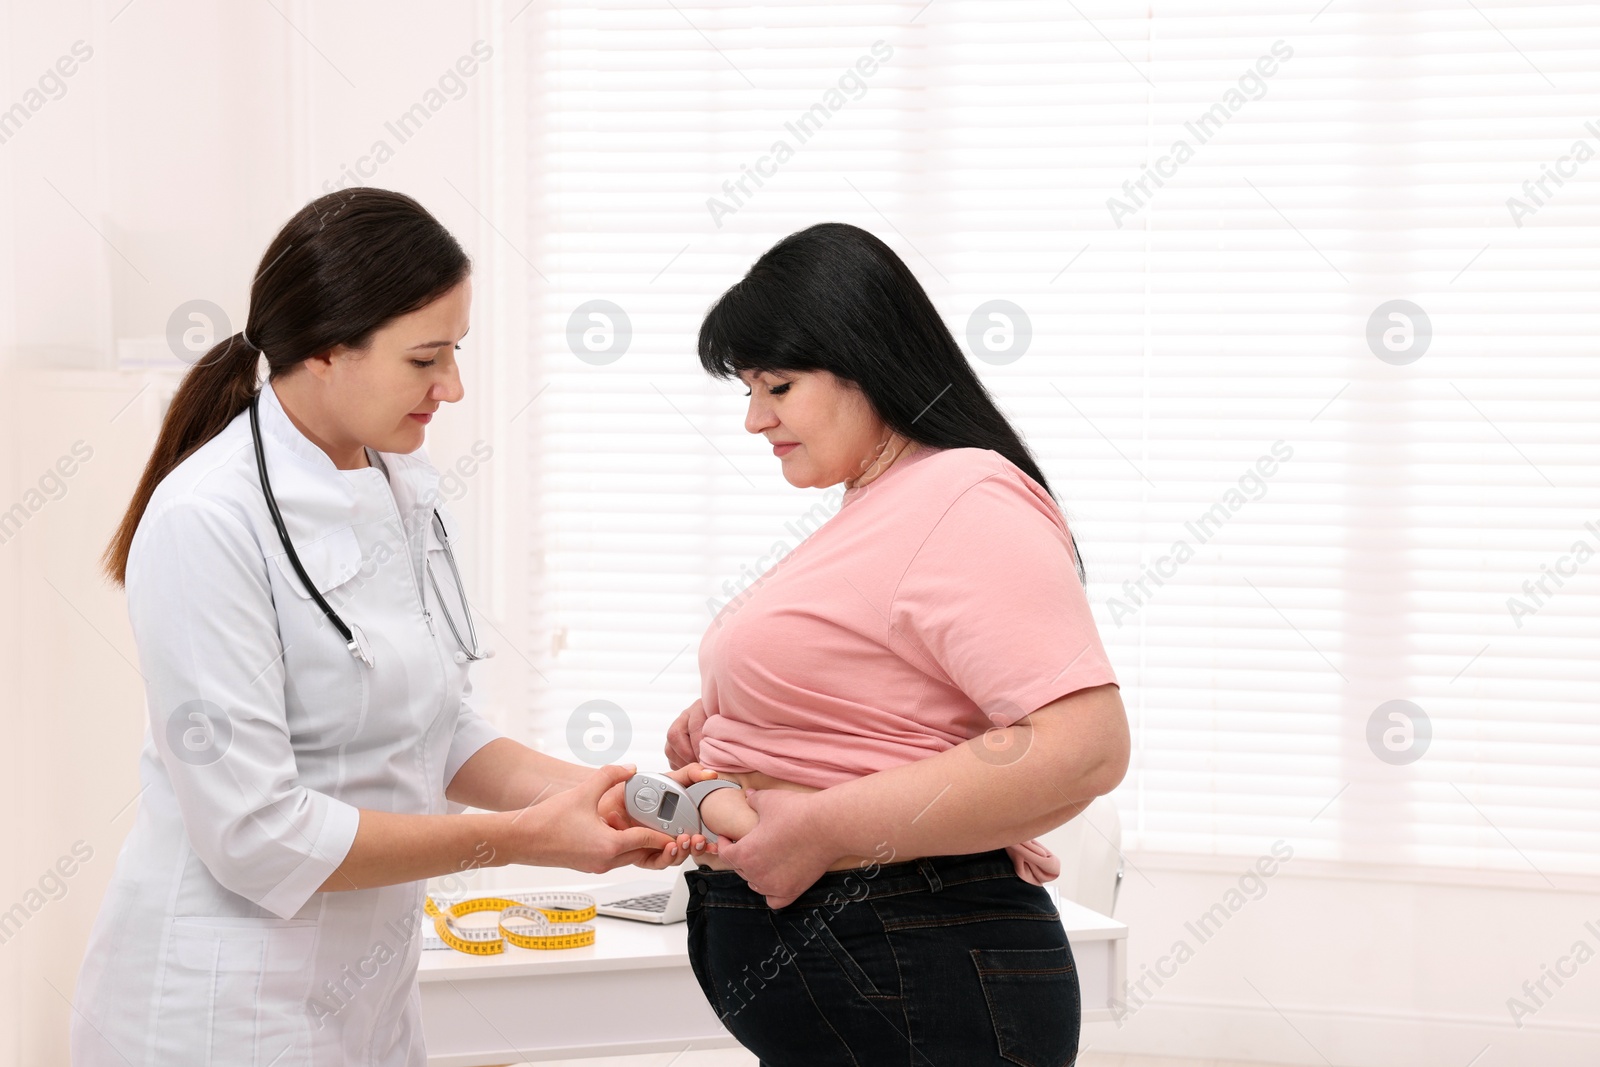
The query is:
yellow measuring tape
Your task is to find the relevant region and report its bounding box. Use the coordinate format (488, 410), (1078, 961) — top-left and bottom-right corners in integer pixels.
(423, 892), (598, 955)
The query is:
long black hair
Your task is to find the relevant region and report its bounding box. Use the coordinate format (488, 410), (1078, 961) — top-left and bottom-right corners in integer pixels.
(104, 187), (470, 585)
(698, 221), (1082, 577)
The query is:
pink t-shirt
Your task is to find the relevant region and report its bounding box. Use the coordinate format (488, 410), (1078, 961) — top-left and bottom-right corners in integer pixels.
(697, 445), (1119, 884)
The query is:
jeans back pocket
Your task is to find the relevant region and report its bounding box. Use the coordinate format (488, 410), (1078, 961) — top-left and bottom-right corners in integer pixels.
(971, 944), (1080, 1067)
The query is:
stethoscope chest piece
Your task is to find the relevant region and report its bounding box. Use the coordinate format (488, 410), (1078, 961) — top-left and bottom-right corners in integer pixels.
(348, 622), (374, 668)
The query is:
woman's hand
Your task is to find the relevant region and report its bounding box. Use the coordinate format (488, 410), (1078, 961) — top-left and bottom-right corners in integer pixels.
(712, 788), (841, 908)
(664, 762), (720, 790)
(500, 764), (681, 874)
(597, 762), (723, 864)
(665, 699), (708, 770)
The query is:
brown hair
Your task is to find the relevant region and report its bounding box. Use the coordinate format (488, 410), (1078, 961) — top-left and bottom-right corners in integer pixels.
(102, 187), (470, 585)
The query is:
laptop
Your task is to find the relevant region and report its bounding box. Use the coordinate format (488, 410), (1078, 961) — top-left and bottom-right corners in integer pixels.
(594, 872), (690, 925)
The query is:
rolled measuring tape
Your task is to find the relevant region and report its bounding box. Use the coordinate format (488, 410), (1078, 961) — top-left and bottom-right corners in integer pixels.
(423, 892), (598, 955)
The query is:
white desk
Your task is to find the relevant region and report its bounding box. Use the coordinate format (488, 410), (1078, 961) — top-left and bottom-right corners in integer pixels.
(418, 879), (1127, 1066)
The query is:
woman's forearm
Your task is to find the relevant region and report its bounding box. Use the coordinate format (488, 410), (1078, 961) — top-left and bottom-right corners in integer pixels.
(317, 758), (689, 893)
(317, 738), (553, 893)
(444, 737), (590, 812)
(808, 684), (1129, 865)
(316, 809), (510, 893)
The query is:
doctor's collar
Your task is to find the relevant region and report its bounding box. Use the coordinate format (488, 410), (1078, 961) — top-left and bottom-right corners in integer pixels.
(254, 378), (443, 518)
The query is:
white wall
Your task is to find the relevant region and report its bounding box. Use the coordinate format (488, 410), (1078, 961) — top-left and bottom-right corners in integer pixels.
(1084, 854), (1599, 1066)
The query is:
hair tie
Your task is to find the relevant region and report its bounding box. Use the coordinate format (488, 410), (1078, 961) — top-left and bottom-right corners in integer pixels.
(240, 327), (258, 350)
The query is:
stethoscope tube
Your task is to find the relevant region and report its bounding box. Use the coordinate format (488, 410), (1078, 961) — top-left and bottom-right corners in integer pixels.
(250, 393), (366, 663)
(425, 509), (488, 664)
(249, 391), (488, 667)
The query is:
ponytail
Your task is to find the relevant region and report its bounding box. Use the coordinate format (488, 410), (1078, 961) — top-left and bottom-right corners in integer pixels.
(101, 333), (260, 584)
(101, 187), (470, 585)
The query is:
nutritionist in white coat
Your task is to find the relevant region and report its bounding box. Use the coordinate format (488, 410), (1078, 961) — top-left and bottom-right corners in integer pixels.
(72, 188), (711, 1066)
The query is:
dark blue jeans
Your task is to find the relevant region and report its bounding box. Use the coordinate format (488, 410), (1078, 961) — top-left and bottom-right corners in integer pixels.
(684, 849), (1081, 1067)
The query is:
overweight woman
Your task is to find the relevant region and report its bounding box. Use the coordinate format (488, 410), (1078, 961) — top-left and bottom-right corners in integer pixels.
(665, 223), (1130, 1066)
(74, 188), (707, 1066)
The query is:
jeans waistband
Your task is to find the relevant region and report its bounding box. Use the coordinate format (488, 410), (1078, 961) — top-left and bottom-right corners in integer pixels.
(684, 848), (1019, 909)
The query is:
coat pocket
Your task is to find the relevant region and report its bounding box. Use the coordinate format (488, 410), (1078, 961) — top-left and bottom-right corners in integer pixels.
(270, 526), (372, 748)
(270, 526), (364, 600)
(971, 945), (1080, 1067)
(155, 916), (318, 1064)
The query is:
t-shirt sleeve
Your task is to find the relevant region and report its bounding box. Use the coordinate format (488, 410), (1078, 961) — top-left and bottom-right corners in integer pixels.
(889, 474), (1118, 728)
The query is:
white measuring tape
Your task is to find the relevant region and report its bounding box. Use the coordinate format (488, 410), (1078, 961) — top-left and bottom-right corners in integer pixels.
(423, 891), (598, 955)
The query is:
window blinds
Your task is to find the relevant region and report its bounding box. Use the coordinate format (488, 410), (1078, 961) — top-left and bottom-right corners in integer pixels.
(518, 0), (1600, 877)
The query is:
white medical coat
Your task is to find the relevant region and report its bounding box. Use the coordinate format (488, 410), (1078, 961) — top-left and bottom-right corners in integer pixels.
(71, 380), (504, 1066)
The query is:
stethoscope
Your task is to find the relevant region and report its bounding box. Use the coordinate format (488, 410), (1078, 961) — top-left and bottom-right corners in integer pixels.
(249, 392), (492, 668)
